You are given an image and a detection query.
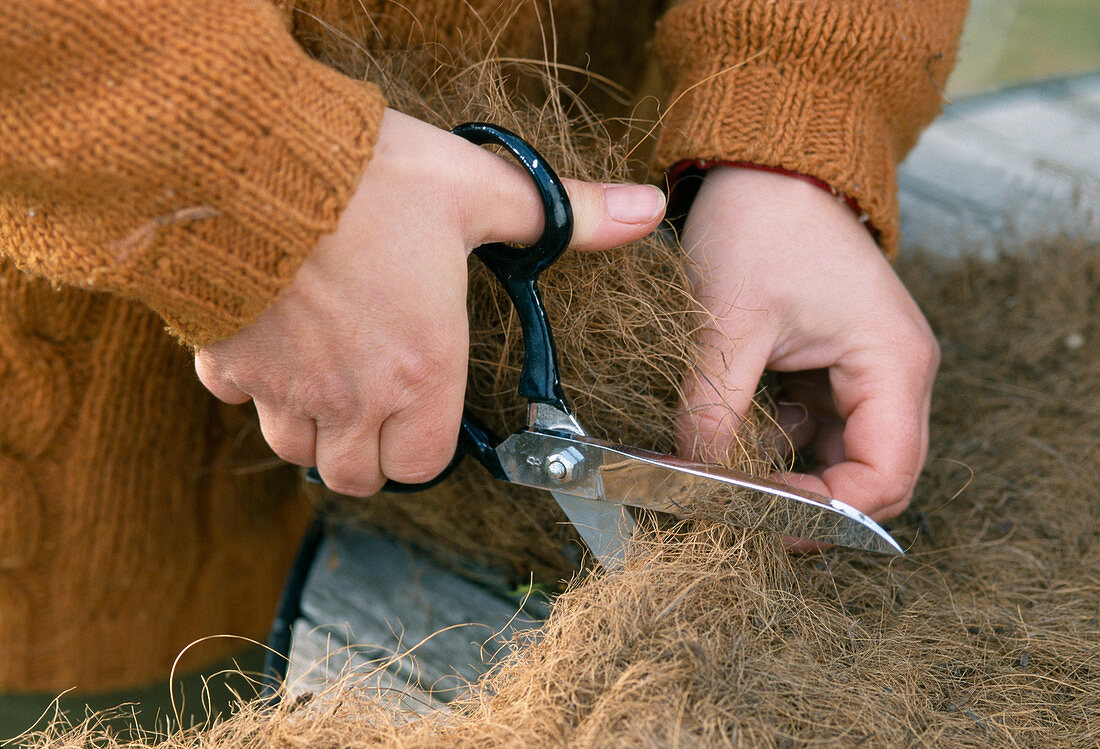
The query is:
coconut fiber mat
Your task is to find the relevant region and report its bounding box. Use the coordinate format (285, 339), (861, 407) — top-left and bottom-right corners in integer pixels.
(25, 51), (1100, 749)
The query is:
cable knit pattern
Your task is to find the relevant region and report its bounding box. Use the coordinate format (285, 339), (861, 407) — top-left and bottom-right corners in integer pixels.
(0, 0), (962, 691)
(0, 266), (313, 688)
(655, 0), (967, 255)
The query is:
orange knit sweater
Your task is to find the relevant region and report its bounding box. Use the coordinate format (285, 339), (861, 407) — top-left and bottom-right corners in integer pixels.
(0, 0), (966, 691)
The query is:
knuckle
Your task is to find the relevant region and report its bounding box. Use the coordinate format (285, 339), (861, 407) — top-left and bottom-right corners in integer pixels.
(892, 492), (914, 515)
(394, 351), (437, 393)
(912, 333), (941, 375)
(315, 429), (383, 497)
(193, 351), (224, 387)
(294, 370), (357, 423)
(898, 318), (940, 374)
(563, 178), (597, 212)
(876, 493), (913, 523)
(391, 340), (463, 403)
(195, 352), (262, 401)
(927, 337), (942, 373)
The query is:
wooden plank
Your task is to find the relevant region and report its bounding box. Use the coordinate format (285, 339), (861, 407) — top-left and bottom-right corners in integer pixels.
(285, 525), (545, 708)
(899, 71), (1100, 255)
(287, 618), (445, 715)
(959, 95), (1100, 174)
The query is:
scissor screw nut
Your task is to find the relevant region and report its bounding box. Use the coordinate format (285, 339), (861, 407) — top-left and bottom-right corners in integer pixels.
(545, 448), (583, 482)
(546, 460), (568, 480)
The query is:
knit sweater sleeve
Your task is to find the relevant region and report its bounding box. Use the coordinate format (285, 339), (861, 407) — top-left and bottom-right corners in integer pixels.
(654, 0), (968, 255)
(0, 0), (386, 346)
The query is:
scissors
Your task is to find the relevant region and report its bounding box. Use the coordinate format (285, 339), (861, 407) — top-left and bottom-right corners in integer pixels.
(307, 122), (903, 569)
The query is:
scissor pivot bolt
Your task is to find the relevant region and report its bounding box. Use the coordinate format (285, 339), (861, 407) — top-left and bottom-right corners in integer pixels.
(545, 448), (583, 482)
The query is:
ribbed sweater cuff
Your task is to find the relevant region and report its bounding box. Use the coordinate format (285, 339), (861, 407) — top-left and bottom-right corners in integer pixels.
(121, 66), (387, 347)
(653, 0), (966, 259)
(655, 62), (896, 254)
(0, 0), (386, 347)
(107, 55), (387, 347)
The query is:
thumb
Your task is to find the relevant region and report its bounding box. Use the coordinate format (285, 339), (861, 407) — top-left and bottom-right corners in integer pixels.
(562, 180), (666, 251)
(473, 170), (666, 251)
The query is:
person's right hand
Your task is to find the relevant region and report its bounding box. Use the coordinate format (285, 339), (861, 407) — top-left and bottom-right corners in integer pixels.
(194, 109), (666, 496)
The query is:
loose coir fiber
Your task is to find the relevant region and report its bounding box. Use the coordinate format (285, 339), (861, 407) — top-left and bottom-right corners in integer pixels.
(26, 40), (1100, 749)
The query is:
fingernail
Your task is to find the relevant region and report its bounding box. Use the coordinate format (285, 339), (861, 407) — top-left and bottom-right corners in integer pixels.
(604, 184), (666, 224)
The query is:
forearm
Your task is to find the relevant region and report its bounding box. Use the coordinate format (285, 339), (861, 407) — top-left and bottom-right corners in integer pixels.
(0, 0), (386, 346)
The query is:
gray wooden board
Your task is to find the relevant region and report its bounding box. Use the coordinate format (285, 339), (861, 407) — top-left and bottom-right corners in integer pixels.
(898, 71), (1100, 256)
(287, 71), (1100, 702)
(285, 525), (545, 712)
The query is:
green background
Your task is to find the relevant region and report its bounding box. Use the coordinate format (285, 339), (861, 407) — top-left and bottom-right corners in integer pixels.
(950, 0), (1100, 95)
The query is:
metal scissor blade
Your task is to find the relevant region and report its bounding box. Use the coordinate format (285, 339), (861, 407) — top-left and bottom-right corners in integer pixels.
(550, 491), (637, 570)
(495, 429), (903, 556)
(521, 403), (638, 571)
(587, 438), (903, 555)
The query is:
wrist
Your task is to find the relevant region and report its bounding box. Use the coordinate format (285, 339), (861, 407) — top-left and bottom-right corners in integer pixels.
(682, 163), (890, 285)
(667, 160), (874, 244)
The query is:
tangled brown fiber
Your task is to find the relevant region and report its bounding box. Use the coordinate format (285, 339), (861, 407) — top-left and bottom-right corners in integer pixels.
(26, 34), (1100, 749)
(28, 240), (1100, 748)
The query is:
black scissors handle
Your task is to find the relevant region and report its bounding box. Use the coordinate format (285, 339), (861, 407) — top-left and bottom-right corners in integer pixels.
(306, 123), (573, 493)
(455, 122), (574, 413)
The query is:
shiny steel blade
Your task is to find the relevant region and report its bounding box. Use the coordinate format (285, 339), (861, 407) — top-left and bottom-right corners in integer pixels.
(522, 403), (638, 570)
(495, 428), (903, 556)
(549, 492), (635, 570)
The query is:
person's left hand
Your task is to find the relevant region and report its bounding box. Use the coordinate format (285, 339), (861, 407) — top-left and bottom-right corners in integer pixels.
(677, 166), (940, 526)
